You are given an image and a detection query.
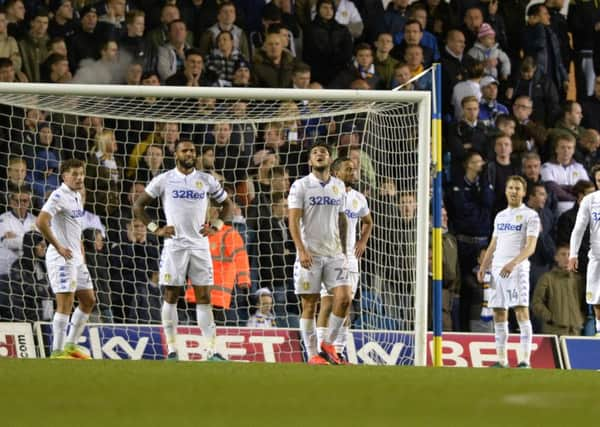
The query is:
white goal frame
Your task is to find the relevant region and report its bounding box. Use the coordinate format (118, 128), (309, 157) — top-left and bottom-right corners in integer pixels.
(0, 83), (431, 366)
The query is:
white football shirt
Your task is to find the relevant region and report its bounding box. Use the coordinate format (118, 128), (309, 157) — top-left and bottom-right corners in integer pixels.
(540, 161), (589, 214)
(288, 173), (346, 257)
(343, 188), (370, 258)
(41, 183), (85, 264)
(570, 191), (600, 258)
(491, 204), (540, 268)
(0, 210), (37, 274)
(145, 168), (227, 249)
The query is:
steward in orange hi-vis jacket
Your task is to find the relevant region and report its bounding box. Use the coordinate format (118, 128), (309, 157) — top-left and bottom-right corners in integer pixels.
(185, 224), (251, 308)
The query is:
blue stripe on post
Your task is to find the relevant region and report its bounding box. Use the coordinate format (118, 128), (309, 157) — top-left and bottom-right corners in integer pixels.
(432, 63), (444, 367)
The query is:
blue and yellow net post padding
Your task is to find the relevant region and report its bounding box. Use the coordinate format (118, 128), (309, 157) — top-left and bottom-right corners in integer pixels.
(432, 64), (443, 367)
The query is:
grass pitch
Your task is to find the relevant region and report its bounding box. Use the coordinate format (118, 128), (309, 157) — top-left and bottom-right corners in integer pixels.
(0, 359), (598, 427)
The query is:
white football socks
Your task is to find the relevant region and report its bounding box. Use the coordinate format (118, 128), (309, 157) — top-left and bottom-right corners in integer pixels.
(494, 321), (509, 366)
(300, 318), (317, 358)
(161, 302), (178, 354)
(326, 313), (345, 345)
(196, 304), (217, 357)
(518, 320), (533, 365)
(316, 327), (327, 350)
(65, 307), (89, 345)
(52, 312), (69, 352)
(333, 325), (349, 354)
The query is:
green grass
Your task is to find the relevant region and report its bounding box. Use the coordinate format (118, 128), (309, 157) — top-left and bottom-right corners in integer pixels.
(0, 359), (598, 427)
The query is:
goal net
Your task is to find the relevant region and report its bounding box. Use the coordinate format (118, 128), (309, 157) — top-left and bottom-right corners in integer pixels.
(0, 84), (430, 365)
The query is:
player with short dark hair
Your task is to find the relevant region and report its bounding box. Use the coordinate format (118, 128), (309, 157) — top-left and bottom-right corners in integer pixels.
(316, 156), (372, 363)
(288, 143), (351, 365)
(36, 158), (95, 359)
(133, 141), (233, 361)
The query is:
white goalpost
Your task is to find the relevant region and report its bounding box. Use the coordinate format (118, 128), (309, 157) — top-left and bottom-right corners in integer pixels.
(0, 83), (430, 365)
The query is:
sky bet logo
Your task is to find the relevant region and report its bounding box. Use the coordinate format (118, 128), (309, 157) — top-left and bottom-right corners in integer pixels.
(497, 223), (522, 231)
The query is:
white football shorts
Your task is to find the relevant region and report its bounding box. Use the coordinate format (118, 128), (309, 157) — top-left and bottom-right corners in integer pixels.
(320, 256), (359, 298)
(47, 259), (93, 294)
(488, 265), (530, 309)
(158, 245), (213, 287)
(294, 254), (350, 295)
(586, 257), (600, 304)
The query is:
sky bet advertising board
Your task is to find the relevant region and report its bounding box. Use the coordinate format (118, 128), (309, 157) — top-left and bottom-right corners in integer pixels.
(32, 323), (562, 368)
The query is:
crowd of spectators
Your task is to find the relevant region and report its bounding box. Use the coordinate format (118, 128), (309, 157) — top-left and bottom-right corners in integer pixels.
(0, 0), (599, 336)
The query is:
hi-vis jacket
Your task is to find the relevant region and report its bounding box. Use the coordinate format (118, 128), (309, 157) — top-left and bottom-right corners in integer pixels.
(185, 225), (251, 308)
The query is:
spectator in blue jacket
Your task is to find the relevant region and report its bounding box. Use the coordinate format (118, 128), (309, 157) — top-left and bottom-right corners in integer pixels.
(382, 0), (410, 35)
(526, 182), (557, 304)
(445, 149), (494, 276)
(393, 3), (440, 63)
(523, 4), (568, 101)
(478, 75), (509, 128)
(447, 95), (492, 177)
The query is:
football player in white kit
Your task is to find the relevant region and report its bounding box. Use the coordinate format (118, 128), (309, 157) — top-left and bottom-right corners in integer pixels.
(478, 176), (540, 368)
(288, 143), (351, 365)
(568, 187), (600, 336)
(134, 140), (233, 361)
(36, 159), (95, 359)
(316, 156), (372, 363)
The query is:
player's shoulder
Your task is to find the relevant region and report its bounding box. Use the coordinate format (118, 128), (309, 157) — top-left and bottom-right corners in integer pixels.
(348, 187), (367, 202)
(290, 175), (309, 189)
(582, 190), (600, 204)
(150, 168), (173, 183)
(330, 177), (345, 193)
(331, 176), (345, 186)
(494, 207), (510, 219)
(523, 207), (540, 223)
(194, 169), (214, 181)
(47, 185), (67, 201)
(519, 204), (538, 217)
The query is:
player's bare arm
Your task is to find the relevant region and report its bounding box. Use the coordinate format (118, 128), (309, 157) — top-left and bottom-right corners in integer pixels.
(568, 196), (591, 273)
(338, 212), (348, 256)
(355, 212), (373, 258)
(477, 236), (497, 283)
(133, 192), (175, 238)
(36, 211), (72, 260)
(289, 207), (312, 268)
(200, 196), (234, 237)
(500, 235), (538, 278)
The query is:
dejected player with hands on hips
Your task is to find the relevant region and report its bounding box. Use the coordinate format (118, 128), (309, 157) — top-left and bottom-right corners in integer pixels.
(134, 140), (233, 361)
